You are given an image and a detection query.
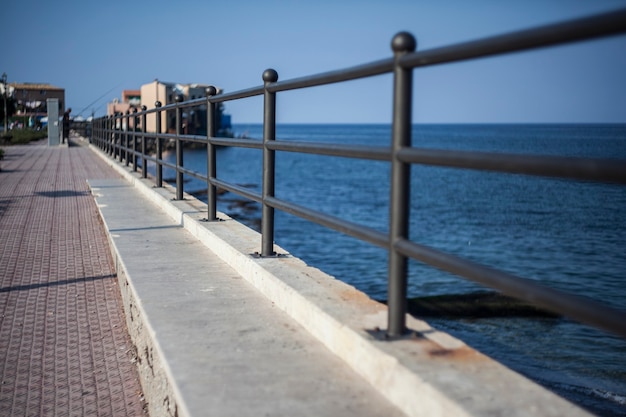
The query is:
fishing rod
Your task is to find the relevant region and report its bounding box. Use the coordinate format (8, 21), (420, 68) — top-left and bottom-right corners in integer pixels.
(74, 83), (122, 117)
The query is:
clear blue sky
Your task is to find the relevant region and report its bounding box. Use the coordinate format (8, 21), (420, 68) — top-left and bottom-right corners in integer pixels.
(4, 0), (626, 123)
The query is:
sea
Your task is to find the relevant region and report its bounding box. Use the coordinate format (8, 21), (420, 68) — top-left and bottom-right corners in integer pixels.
(158, 123), (626, 416)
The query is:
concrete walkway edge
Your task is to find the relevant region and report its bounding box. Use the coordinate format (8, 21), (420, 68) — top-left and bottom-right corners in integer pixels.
(88, 143), (591, 417)
(100, 208), (191, 417)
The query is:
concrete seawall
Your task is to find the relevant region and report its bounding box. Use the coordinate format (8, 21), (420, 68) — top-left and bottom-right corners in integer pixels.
(87, 141), (592, 417)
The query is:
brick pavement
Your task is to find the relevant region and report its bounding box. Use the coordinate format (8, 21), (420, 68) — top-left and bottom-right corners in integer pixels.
(0, 137), (147, 416)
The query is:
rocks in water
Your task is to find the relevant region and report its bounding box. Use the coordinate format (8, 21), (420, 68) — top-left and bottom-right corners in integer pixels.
(189, 186), (262, 232)
(405, 292), (560, 318)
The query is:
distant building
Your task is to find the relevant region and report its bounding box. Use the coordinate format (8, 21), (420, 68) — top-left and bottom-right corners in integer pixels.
(107, 89), (140, 115)
(140, 80), (229, 134)
(105, 80), (231, 134)
(139, 80), (176, 133)
(123, 90), (141, 106)
(107, 89), (141, 129)
(10, 82), (65, 123)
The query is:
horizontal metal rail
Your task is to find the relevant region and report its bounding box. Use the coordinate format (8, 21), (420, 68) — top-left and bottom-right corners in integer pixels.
(397, 147), (626, 183)
(156, 158), (176, 172)
(267, 141), (391, 161)
(212, 86), (264, 102)
(174, 97), (207, 108)
(211, 178), (262, 204)
(178, 165), (207, 183)
(394, 238), (626, 339)
(265, 196), (389, 249)
(266, 58), (394, 92)
(177, 135), (207, 145)
(91, 8), (626, 340)
(400, 9), (626, 69)
(211, 137), (263, 149)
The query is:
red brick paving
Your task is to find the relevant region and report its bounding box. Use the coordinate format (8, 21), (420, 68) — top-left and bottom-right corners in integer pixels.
(0, 138), (146, 416)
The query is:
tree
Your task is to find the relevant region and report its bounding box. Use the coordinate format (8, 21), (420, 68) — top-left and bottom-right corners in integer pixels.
(0, 96), (16, 125)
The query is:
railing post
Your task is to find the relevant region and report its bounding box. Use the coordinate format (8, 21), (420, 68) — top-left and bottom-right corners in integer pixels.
(104, 116), (108, 153)
(94, 118), (99, 148)
(117, 112), (122, 161)
(103, 116), (107, 153)
(206, 86), (218, 221)
(155, 101), (163, 187)
(110, 115), (115, 156)
(114, 114), (118, 159)
(387, 32), (416, 337)
(141, 105), (147, 179)
(175, 94), (184, 200)
(115, 112), (124, 163)
(104, 117), (108, 152)
(261, 69), (278, 257)
(119, 112), (124, 162)
(106, 115), (110, 154)
(112, 114), (117, 158)
(124, 110), (130, 166)
(132, 107), (138, 172)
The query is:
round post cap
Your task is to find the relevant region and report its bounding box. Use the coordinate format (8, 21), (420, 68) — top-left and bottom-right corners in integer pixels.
(391, 32), (417, 53)
(262, 69), (279, 83)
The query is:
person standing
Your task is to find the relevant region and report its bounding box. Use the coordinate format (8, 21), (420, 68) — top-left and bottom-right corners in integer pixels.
(62, 108), (71, 144)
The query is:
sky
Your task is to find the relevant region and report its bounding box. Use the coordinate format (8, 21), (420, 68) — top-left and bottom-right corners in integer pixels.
(3, 0), (626, 124)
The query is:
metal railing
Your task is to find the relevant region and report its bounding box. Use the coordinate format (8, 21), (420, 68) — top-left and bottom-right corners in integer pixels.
(71, 120), (92, 140)
(91, 9), (626, 338)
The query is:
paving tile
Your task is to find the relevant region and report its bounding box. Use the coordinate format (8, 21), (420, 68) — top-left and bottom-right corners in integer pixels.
(0, 138), (146, 416)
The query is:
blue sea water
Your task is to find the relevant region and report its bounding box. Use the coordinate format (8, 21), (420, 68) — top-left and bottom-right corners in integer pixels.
(160, 124), (626, 416)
